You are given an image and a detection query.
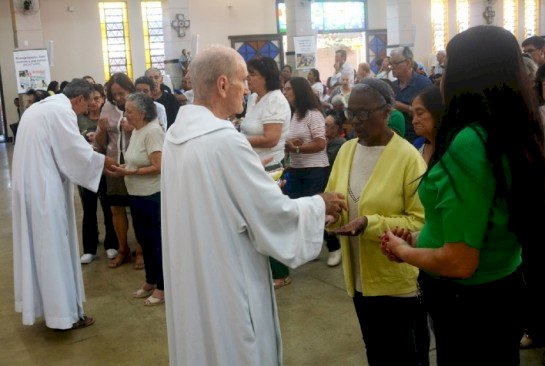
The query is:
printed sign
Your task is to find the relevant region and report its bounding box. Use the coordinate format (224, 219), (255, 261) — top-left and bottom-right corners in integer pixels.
(294, 36), (317, 70)
(13, 49), (51, 93)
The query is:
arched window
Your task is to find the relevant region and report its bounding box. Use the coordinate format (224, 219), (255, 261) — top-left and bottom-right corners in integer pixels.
(503, 0), (519, 36)
(524, 0), (539, 38)
(456, 0), (469, 33)
(431, 0), (448, 53)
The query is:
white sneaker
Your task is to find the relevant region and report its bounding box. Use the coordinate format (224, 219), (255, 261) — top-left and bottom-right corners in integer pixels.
(327, 249), (342, 267)
(80, 253), (97, 264)
(106, 249), (118, 259)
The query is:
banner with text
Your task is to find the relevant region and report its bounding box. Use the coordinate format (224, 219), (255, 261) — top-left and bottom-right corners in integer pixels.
(293, 36), (317, 70)
(13, 49), (51, 93)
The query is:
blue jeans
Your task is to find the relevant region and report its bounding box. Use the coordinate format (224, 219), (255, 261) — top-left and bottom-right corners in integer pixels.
(129, 192), (163, 290)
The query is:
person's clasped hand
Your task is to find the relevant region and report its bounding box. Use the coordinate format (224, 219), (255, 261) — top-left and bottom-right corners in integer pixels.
(320, 192), (347, 221)
(379, 229), (411, 263)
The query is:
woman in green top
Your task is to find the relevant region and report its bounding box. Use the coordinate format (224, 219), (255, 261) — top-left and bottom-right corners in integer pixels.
(381, 26), (545, 366)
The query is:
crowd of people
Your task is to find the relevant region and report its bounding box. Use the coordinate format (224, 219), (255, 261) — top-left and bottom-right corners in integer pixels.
(10, 24), (545, 366)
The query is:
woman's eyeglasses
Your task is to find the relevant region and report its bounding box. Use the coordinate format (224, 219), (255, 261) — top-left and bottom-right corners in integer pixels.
(344, 104), (386, 121)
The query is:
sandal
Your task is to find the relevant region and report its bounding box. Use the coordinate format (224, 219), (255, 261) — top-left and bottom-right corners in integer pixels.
(144, 295), (165, 306)
(132, 285), (155, 298)
(274, 276), (292, 290)
(133, 254), (145, 270)
(108, 251), (131, 268)
(72, 315), (95, 329)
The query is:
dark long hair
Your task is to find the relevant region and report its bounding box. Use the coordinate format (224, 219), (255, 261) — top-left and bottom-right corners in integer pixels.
(246, 57), (281, 92)
(436, 25), (545, 246)
(288, 76), (322, 119)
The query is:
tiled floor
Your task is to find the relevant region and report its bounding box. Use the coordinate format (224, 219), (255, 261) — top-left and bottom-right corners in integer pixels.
(0, 142), (543, 365)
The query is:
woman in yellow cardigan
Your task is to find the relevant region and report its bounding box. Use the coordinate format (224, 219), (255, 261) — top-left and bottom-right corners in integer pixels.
(325, 78), (426, 366)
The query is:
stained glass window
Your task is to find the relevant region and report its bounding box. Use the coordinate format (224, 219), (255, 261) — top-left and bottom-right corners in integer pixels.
(141, 1), (165, 71)
(431, 0), (448, 53)
(503, 0), (518, 36)
(98, 2), (132, 80)
(456, 0), (469, 33)
(524, 0), (539, 38)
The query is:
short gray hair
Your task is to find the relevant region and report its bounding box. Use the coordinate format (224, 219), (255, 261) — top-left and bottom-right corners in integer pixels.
(188, 45), (244, 101)
(127, 92), (157, 122)
(63, 78), (94, 100)
(390, 46), (414, 62)
(144, 67), (162, 76)
(331, 94), (346, 107)
(352, 78), (396, 108)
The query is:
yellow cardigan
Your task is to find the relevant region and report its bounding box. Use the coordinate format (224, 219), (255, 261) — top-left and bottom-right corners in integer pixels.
(325, 134), (426, 297)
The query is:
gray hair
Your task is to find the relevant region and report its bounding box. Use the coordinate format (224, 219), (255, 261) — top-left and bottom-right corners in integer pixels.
(188, 45), (244, 101)
(352, 78), (396, 108)
(522, 55), (538, 80)
(126, 92), (157, 122)
(144, 67), (162, 76)
(63, 78), (94, 100)
(390, 46), (414, 62)
(331, 94), (346, 107)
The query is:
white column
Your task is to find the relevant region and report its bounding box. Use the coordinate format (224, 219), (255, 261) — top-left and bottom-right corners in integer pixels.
(162, 0), (193, 89)
(386, 0), (414, 47)
(285, 0), (314, 76)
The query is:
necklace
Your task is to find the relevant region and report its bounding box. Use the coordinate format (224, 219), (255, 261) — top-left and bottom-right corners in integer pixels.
(348, 180), (360, 203)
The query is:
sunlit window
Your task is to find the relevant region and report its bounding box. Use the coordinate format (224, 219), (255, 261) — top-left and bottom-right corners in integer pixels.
(503, 0), (518, 36)
(141, 1), (165, 71)
(431, 0), (448, 53)
(98, 2), (132, 80)
(456, 0), (469, 33)
(524, 0), (539, 38)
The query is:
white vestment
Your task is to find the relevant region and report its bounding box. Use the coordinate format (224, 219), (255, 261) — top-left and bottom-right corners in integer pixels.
(162, 105), (326, 366)
(12, 94), (105, 329)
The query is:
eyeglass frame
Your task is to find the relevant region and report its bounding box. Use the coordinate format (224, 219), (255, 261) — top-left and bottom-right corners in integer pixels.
(390, 58), (408, 67)
(344, 104), (387, 122)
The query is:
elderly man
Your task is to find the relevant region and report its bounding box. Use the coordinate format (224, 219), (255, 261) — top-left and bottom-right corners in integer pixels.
(161, 45), (346, 366)
(389, 47), (432, 143)
(522, 35), (545, 67)
(144, 67), (180, 129)
(328, 49), (354, 89)
(12, 79), (117, 330)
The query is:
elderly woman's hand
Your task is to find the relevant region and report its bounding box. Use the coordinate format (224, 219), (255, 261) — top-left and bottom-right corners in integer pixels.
(330, 216), (368, 236)
(379, 230), (410, 263)
(320, 192), (347, 220)
(121, 117), (134, 133)
(108, 164), (138, 177)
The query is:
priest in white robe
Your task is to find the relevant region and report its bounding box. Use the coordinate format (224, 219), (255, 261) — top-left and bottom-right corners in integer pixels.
(161, 46), (346, 366)
(12, 79), (117, 330)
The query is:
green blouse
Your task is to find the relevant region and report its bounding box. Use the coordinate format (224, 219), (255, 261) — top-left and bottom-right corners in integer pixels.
(417, 126), (521, 285)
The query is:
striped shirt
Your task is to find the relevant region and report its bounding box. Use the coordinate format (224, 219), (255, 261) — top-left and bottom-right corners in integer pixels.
(287, 109), (329, 168)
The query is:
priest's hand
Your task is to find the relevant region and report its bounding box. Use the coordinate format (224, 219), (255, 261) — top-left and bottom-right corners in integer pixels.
(103, 156), (119, 176)
(320, 192), (347, 221)
(330, 216), (368, 236)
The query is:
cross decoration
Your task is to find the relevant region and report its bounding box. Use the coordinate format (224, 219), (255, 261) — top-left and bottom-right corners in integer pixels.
(171, 13), (190, 38)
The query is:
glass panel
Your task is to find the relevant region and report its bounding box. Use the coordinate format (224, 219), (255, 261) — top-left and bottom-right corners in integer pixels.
(503, 0), (518, 36)
(99, 2), (132, 80)
(524, 0), (539, 38)
(431, 0), (448, 53)
(142, 1), (165, 71)
(456, 0), (469, 33)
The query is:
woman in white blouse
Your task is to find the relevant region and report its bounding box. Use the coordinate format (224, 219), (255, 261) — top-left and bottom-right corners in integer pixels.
(240, 57), (292, 288)
(240, 57), (291, 171)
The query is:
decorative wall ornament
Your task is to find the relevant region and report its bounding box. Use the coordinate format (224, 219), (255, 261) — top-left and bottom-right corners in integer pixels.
(171, 13), (190, 38)
(13, 0), (40, 15)
(483, 0), (496, 25)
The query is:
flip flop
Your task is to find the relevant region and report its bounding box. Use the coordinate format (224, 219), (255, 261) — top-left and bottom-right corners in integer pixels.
(144, 295), (165, 306)
(274, 276), (292, 290)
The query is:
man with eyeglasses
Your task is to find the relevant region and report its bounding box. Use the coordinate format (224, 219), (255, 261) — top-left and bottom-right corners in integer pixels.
(389, 47), (432, 143)
(522, 35), (545, 67)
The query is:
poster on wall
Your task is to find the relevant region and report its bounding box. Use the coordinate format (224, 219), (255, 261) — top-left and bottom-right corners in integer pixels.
(13, 49), (51, 93)
(294, 36), (317, 70)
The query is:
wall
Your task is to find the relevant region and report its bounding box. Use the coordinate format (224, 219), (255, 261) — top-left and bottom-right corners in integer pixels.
(0, 0), (19, 130)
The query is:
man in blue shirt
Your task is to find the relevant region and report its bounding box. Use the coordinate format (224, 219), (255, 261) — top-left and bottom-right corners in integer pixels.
(390, 47), (432, 142)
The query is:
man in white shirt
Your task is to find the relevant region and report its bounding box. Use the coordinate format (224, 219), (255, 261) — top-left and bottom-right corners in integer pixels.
(328, 49), (354, 89)
(12, 79), (117, 330)
(161, 45), (347, 366)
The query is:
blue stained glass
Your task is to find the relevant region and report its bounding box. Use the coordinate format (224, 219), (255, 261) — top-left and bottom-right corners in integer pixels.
(369, 36), (385, 54)
(260, 41), (279, 60)
(238, 44), (257, 61)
